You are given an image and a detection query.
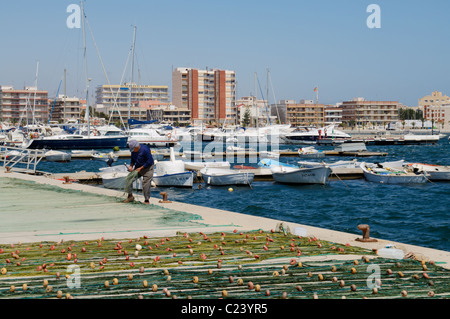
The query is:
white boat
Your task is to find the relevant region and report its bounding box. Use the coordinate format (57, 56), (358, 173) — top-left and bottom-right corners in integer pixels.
(153, 148), (194, 187)
(92, 152), (118, 163)
(271, 165), (332, 185)
(281, 125), (351, 145)
(128, 128), (177, 147)
(99, 164), (128, 174)
(200, 167), (255, 186)
(297, 159), (360, 169)
(258, 151), (280, 159)
(101, 171), (143, 190)
(297, 146), (325, 159)
(360, 162), (428, 184)
(183, 150), (213, 160)
(184, 161), (231, 171)
(407, 163), (450, 181)
(44, 150), (72, 162)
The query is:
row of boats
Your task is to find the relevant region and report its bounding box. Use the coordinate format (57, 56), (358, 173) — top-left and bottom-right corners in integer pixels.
(1, 122), (354, 150)
(98, 147), (450, 191)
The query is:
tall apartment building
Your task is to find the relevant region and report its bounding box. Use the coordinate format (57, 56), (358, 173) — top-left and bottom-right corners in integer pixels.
(172, 67), (236, 124)
(324, 105), (343, 125)
(340, 98), (399, 126)
(285, 99), (325, 127)
(95, 83), (169, 121)
(0, 86), (49, 124)
(48, 95), (82, 123)
(419, 91), (450, 129)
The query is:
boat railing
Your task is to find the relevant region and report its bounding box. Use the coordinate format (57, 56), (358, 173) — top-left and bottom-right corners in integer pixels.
(0, 145), (45, 174)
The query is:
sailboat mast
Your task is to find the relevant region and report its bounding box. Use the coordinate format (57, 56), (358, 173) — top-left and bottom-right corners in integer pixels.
(128, 26), (137, 126)
(32, 61), (39, 125)
(81, 1), (90, 135)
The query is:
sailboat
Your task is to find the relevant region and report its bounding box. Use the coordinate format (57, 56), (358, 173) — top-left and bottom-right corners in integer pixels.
(24, 2), (128, 150)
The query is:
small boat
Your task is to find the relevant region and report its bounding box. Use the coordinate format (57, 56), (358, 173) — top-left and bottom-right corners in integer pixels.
(101, 171), (143, 190)
(92, 152), (118, 163)
(99, 164), (128, 174)
(183, 150), (213, 160)
(298, 146), (325, 159)
(407, 163), (450, 181)
(153, 148), (194, 187)
(360, 162), (428, 184)
(71, 150), (95, 157)
(184, 161), (231, 171)
(271, 165), (332, 185)
(297, 159), (360, 169)
(200, 167), (255, 186)
(44, 150), (72, 162)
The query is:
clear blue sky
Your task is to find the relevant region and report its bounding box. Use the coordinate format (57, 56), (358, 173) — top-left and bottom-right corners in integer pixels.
(0, 0), (449, 106)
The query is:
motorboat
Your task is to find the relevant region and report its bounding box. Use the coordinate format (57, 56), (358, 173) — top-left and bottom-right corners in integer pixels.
(271, 164), (332, 185)
(281, 125), (351, 145)
(127, 128), (177, 148)
(44, 150), (72, 162)
(200, 167), (255, 186)
(407, 163), (450, 181)
(360, 162), (428, 184)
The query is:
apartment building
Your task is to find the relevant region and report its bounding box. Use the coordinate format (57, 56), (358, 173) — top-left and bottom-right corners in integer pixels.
(48, 95), (82, 123)
(172, 67), (236, 124)
(95, 83), (169, 121)
(419, 91), (450, 129)
(285, 99), (325, 127)
(340, 98), (399, 126)
(324, 105), (343, 125)
(0, 86), (48, 124)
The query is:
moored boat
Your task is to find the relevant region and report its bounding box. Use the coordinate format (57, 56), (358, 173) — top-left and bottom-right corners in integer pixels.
(271, 165), (332, 185)
(44, 150), (72, 162)
(360, 162), (428, 184)
(407, 163), (450, 181)
(200, 167), (255, 186)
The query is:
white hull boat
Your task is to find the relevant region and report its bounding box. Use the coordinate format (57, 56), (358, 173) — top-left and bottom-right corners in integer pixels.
(153, 147), (194, 187)
(101, 171), (143, 190)
(360, 162), (428, 184)
(407, 163), (450, 181)
(45, 150), (72, 162)
(153, 171), (194, 187)
(184, 161), (231, 171)
(271, 165), (332, 185)
(200, 167), (255, 186)
(297, 159), (360, 169)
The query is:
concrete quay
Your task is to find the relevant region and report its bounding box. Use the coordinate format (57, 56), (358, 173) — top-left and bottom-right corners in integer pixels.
(0, 171), (448, 269)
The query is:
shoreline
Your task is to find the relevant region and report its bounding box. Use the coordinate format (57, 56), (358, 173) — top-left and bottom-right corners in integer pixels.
(1, 171), (449, 269)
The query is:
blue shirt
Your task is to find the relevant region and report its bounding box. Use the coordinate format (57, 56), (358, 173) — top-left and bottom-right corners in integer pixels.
(130, 144), (154, 169)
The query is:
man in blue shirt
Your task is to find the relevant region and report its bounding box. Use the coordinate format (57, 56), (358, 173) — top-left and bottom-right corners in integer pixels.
(124, 139), (155, 204)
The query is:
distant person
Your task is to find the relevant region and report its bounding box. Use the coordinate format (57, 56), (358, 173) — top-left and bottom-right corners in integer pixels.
(123, 140), (154, 204)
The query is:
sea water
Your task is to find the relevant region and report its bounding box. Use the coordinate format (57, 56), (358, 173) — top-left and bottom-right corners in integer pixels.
(34, 138), (450, 252)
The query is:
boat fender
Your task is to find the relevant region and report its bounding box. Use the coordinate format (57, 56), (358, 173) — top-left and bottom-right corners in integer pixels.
(33, 132), (39, 139)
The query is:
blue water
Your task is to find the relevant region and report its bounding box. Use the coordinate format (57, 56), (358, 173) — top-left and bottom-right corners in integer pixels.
(35, 138), (450, 252)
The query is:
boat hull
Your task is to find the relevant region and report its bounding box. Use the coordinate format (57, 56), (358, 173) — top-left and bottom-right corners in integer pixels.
(360, 163), (428, 184)
(27, 136), (128, 150)
(272, 166), (332, 185)
(201, 170), (255, 186)
(153, 171), (194, 187)
(101, 172), (143, 190)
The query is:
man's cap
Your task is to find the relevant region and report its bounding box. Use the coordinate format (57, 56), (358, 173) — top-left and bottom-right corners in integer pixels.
(128, 139), (140, 151)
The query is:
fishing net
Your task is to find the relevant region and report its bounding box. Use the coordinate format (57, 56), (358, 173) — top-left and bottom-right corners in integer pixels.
(124, 170), (140, 194)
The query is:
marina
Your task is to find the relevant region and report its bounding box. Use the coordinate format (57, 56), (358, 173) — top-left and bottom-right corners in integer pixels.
(1, 0), (450, 304)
